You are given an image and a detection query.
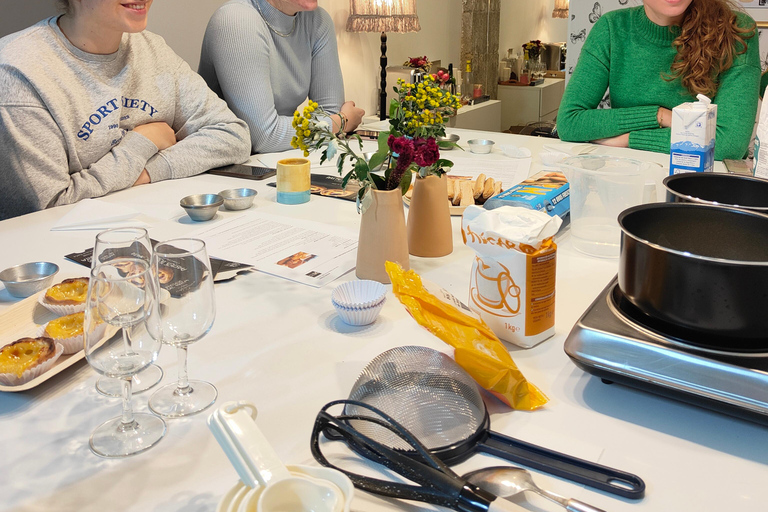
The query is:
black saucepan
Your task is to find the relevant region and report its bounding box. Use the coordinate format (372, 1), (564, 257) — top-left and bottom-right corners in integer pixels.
(618, 203), (768, 345)
(663, 173), (768, 213)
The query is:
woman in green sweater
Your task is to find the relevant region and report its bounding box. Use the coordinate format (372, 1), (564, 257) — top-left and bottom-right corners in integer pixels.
(557, 0), (760, 160)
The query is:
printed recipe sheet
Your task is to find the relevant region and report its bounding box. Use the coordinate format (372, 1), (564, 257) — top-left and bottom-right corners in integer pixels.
(191, 212), (357, 287)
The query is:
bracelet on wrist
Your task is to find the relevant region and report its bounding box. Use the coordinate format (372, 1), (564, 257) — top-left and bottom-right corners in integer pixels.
(337, 112), (347, 135)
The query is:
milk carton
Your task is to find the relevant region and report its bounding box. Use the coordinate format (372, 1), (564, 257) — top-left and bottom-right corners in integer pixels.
(669, 94), (717, 175)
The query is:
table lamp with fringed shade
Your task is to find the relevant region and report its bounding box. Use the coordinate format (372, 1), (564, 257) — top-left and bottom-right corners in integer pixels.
(552, 0), (569, 19)
(347, 0), (421, 120)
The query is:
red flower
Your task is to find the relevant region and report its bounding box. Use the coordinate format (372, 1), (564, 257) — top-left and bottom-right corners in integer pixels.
(388, 135), (414, 160)
(414, 138), (440, 167)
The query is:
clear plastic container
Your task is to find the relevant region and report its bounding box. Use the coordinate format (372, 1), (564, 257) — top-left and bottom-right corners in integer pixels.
(558, 155), (649, 258)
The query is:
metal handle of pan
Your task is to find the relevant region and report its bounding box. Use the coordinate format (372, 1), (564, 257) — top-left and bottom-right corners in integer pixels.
(479, 430), (645, 499)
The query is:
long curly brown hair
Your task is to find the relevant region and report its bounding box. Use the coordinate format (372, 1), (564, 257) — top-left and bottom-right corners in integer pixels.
(666, 0), (755, 97)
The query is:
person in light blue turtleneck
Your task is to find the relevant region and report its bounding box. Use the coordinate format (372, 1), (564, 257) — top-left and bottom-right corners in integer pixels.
(199, 0), (365, 154)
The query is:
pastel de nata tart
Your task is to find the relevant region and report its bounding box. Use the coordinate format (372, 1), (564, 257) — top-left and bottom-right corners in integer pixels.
(41, 311), (105, 355)
(39, 277), (89, 315)
(0, 337), (63, 386)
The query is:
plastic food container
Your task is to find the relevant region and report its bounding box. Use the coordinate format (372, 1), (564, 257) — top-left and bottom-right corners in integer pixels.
(558, 155), (649, 258)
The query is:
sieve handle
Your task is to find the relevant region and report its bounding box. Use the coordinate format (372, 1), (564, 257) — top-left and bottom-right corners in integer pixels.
(478, 431), (645, 499)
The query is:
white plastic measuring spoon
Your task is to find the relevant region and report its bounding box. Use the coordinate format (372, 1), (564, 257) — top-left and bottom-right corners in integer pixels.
(208, 401), (344, 512)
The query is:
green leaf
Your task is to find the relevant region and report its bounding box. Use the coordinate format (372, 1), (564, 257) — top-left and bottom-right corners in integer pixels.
(370, 173), (386, 189)
(336, 153), (347, 177)
(368, 151), (387, 173)
(398, 168), (413, 196)
(377, 131), (390, 153)
(341, 169), (355, 189)
(437, 140), (460, 151)
(354, 158), (369, 182)
(389, 99), (399, 119)
(436, 158), (454, 168)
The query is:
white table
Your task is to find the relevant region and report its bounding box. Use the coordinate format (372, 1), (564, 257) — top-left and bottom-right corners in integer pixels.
(1, 131), (764, 512)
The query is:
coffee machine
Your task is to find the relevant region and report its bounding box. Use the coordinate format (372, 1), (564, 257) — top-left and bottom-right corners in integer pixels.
(543, 42), (566, 71)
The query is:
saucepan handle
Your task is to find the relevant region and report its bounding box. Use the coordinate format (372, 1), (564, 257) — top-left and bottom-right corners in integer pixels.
(478, 431), (645, 499)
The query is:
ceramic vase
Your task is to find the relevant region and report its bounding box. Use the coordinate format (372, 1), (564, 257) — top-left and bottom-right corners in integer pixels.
(356, 188), (410, 284)
(407, 174), (453, 257)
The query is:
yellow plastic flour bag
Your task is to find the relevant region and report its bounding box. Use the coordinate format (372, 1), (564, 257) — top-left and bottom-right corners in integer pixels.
(462, 205), (561, 348)
(386, 261), (548, 411)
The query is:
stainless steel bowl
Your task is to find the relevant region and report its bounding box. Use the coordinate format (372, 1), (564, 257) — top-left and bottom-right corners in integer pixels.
(467, 139), (495, 154)
(180, 193), (224, 221)
(219, 188), (257, 211)
(437, 133), (460, 150)
(0, 262), (59, 298)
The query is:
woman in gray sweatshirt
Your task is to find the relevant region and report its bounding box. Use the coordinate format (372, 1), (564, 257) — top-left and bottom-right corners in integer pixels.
(199, 0), (364, 154)
(0, 0), (251, 220)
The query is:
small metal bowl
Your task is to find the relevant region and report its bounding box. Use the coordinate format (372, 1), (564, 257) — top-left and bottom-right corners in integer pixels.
(0, 262), (59, 298)
(467, 139), (495, 154)
(437, 133), (460, 150)
(219, 188), (257, 211)
(180, 193), (224, 222)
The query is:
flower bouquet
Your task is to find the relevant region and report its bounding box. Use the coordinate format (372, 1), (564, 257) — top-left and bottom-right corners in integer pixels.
(403, 55), (431, 72)
(291, 76), (462, 278)
(291, 75), (462, 211)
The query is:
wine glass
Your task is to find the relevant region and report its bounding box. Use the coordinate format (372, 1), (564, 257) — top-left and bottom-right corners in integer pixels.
(91, 227), (164, 397)
(84, 259), (166, 457)
(148, 239), (217, 418)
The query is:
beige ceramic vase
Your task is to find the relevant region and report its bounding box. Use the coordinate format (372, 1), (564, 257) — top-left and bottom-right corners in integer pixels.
(407, 174), (453, 257)
(356, 188), (410, 284)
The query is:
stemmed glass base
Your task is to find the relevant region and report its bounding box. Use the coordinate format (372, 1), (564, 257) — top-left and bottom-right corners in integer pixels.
(148, 380), (218, 418)
(95, 364), (164, 397)
(89, 413), (167, 458)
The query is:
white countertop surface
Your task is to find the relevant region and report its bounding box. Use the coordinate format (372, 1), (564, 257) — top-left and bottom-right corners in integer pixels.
(1, 131), (765, 512)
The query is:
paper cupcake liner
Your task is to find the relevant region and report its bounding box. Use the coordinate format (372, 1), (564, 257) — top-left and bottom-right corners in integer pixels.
(37, 322), (105, 355)
(0, 342), (64, 386)
(333, 300), (385, 326)
(332, 296), (386, 311)
(37, 293), (85, 316)
(332, 280), (387, 309)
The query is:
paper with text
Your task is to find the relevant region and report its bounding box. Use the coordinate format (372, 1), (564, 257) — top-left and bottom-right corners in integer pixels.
(190, 212), (357, 288)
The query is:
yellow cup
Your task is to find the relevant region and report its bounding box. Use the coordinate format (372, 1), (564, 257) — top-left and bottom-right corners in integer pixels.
(276, 158), (311, 204)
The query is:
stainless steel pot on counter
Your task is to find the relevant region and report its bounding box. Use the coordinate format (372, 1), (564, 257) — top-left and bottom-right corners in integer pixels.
(618, 203), (768, 347)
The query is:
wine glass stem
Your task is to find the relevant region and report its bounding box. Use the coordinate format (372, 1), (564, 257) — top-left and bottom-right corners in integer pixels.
(176, 345), (191, 394)
(120, 377), (135, 426)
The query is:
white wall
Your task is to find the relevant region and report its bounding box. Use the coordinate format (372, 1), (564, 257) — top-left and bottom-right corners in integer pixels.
(0, 0), (565, 115)
(499, 0), (569, 59)
(328, 0), (461, 116)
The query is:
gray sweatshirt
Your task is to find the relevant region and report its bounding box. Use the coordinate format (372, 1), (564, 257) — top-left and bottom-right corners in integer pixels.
(0, 17), (251, 220)
(199, 0), (343, 154)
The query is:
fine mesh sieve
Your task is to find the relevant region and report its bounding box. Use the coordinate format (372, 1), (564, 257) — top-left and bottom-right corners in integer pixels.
(341, 346), (645, 499)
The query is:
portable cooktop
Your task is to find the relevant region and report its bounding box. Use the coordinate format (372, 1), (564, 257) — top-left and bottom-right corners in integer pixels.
(565, 276), (768, 426)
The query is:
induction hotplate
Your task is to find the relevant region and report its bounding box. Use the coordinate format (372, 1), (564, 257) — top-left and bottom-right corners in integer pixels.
(564, 277), (768, 426)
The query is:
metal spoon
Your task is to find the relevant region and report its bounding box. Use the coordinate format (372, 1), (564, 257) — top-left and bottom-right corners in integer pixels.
(464, 466), (607, 512)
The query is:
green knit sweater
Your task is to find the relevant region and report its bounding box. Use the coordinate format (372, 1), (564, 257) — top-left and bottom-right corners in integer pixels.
(557, 6), (760, 160)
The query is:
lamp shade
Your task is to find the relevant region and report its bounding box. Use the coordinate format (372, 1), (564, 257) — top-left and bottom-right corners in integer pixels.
(552, 0), (569, 19)
(346, 0), (421, 33)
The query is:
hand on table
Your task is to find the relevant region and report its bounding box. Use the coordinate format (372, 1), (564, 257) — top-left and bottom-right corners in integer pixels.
(340, 101), (365, 132)
(133, 122), (177, 151)
(133, 169), (151, 186)
(593, 133), (630, 148)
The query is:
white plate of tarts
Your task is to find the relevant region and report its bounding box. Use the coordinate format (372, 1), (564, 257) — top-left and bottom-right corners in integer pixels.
(0, 277), (113, 392)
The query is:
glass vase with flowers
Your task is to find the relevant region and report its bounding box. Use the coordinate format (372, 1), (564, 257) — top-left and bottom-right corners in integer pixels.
(291, 76), (461, 278)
